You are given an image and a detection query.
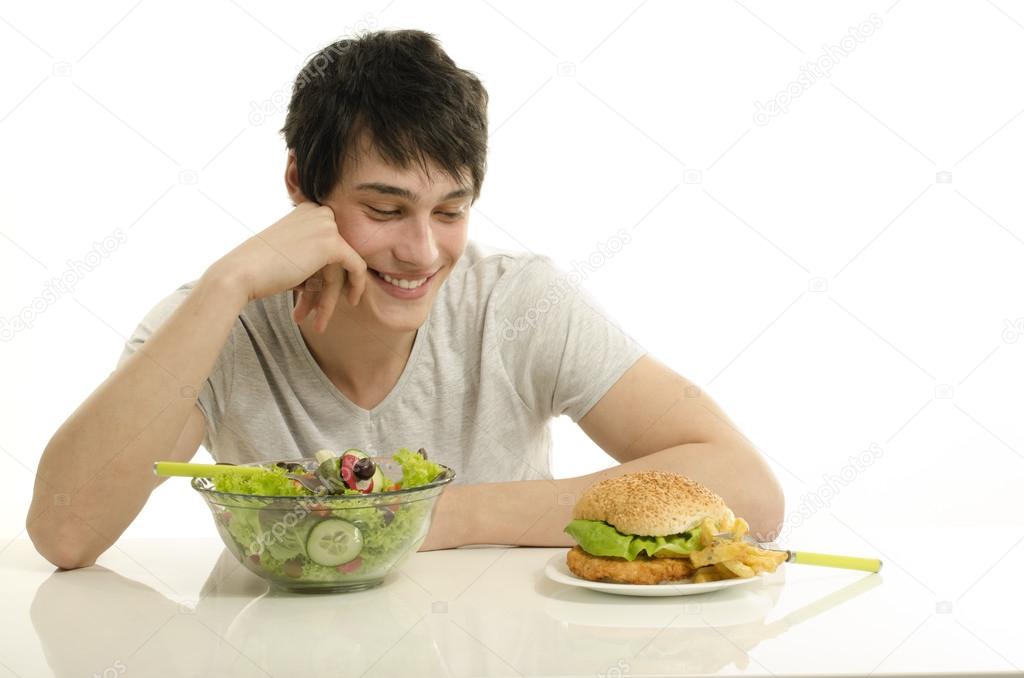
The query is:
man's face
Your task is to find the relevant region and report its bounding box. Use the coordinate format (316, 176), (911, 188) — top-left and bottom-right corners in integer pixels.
(298, 140), (472, 333)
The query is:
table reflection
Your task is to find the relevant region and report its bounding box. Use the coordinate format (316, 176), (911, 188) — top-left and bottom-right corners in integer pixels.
(30, 548), (881, 677)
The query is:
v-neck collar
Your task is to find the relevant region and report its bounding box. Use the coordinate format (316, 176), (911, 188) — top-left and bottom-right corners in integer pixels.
(284, 289), (429, 421)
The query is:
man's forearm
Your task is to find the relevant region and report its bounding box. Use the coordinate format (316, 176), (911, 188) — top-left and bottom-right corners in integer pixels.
(425, 440), (786, 550)
(27, 266), (249, 569)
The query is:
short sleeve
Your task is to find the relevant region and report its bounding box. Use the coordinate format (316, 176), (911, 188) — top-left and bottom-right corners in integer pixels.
(494, 255), (647, 422)
(116, 282), (235, 453)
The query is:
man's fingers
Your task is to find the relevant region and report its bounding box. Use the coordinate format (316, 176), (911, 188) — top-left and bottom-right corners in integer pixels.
(291, 272), (326, 324)
(315, 264), (342, 333)
(352, 261), (368, 306)
(345, 254), (368, 307)
(323, 235), (368, 307)
(304, 275), (324, 293)
(293, 287), (317, 325)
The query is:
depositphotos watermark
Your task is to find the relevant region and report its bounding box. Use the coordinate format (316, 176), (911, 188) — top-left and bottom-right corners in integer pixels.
(596, 659), (630, 678)
(1001, 317), (1024, 343)
(246, 503), (313, 557)
(91, 659), (126, 678)
(500, 228), (632, 342)
(776, 442), (884, 542)
(248, 14), (378, 126)
(1, 228), (128, 342)
(753, 13), (883, 126)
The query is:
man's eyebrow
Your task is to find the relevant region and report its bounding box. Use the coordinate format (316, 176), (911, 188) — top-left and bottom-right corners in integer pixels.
(355, 182), (472, 202)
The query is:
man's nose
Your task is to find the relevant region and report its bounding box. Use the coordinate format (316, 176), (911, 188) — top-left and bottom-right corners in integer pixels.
(397, 214), (440, 266)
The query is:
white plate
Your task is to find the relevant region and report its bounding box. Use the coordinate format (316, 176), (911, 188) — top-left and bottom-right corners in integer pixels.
(543, 551), (769, 597)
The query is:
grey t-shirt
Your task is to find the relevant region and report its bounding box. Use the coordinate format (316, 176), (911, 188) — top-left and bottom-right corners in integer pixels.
(116, 240), (647, 486)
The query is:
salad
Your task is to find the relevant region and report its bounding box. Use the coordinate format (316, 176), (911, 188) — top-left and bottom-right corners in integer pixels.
(213, 447), (439, 497)
(201, 447), (450, 588)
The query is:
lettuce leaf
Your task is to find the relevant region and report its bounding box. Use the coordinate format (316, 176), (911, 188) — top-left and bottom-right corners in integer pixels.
(214, 465), (310, 496)
(563, 519), (702, 560)
(393, 448), (442, 488)
(213, 446), (443, 498)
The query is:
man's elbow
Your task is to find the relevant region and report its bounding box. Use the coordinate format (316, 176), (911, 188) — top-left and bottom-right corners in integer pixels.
(26, 514), (99, 571)
(29, 534), (98, 571)
(747, 478), (785, 543)
(46, 546), (98, 571)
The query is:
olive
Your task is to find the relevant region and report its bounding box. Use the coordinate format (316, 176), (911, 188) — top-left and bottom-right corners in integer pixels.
(352, 457), (376, 480)
(417, 447), (428, 460)
(275, 461), (304, 472)
(378, 506), (395, 526)
(283, 556), (304, 578)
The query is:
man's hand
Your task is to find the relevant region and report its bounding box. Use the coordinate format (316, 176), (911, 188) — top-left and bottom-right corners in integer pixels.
(213, 201), (369, 333)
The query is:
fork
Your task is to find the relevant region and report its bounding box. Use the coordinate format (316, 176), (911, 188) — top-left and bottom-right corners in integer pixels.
(714, 533), (882, 573)
(153, 461), (327, 494)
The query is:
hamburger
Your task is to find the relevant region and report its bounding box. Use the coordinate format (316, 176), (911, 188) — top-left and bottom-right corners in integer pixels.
(563, 470), (785, 585)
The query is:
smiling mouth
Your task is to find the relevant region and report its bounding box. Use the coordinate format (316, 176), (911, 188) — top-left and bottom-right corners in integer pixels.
(368, 268), (437, 290)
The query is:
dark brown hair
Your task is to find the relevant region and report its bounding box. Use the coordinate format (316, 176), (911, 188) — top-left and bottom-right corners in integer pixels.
(281, 29), (489, 204)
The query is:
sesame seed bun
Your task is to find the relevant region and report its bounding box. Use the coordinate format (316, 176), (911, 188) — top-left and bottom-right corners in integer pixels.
(572, 471), (734, 536)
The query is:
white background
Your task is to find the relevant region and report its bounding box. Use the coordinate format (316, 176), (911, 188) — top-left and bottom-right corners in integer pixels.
(2, 0), (1022, 564)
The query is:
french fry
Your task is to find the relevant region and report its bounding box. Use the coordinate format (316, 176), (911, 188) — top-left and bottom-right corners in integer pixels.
(731, 517), (749, 539)
(688, 533), (788, 579)
(700, 518), (716, 548)
(722, 559), (756, 578)
(746, 550), (787, 573)
(713, 562), (735, 579)
(690, 541), (749, 568)
(692, 565), (724, 583)
(682, 513), (789, 582)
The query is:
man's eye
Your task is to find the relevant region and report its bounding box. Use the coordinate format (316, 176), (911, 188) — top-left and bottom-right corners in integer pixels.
(367, 206), (465, 220)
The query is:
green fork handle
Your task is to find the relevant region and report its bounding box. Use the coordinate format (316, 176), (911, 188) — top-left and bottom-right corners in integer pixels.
(153, 461), (265, 478)
(788, 550), (882, 573)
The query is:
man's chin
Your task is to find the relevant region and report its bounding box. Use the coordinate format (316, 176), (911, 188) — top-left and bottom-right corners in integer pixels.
(364, 275), (445, 329)
(366, 303), (431, 333)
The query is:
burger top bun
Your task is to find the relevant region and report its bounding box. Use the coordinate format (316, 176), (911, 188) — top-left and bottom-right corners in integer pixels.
(571, 470), (735, 537)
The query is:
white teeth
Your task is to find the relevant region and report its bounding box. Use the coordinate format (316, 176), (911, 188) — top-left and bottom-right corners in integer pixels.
(380, 272), (427, 289)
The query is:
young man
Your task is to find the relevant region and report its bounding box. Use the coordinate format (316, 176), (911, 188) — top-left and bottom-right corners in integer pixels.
(27, 29), (784, 569)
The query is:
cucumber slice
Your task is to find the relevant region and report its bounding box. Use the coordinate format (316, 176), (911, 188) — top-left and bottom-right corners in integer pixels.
(305, 518), (363, 566)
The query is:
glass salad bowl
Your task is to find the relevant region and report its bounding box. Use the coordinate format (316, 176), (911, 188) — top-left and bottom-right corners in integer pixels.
(192, 455), (455, 593)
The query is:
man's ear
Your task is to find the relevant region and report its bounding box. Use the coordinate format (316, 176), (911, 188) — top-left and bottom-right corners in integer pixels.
(284, 150), (309, 206)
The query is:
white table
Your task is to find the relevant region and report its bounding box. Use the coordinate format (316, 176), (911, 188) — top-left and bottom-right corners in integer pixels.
(1, 533), (1021, 677)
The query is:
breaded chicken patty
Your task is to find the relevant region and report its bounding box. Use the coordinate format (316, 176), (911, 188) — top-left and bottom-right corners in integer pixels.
(566, 545), (695, 585)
